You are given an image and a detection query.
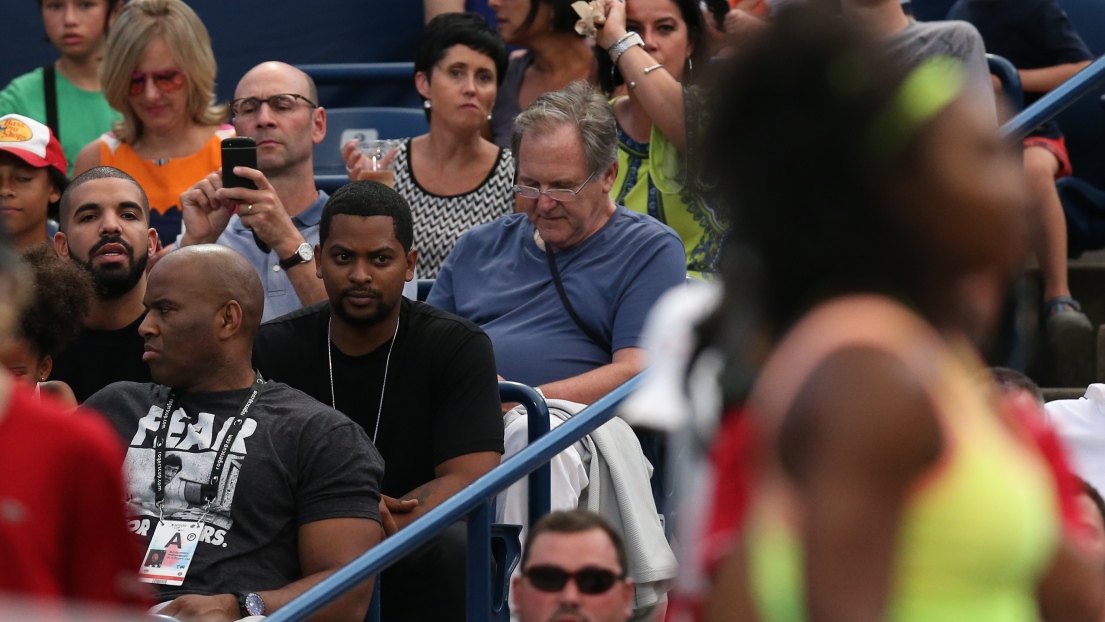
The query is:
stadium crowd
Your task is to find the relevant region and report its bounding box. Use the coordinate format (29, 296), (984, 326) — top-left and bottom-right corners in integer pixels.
(1, 0), (1104, 620)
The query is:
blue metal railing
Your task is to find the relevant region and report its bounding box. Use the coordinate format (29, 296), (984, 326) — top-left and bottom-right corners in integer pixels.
(266, 374), (642, 622)
(297, 63), (415, 86)
(1000, 54), (1105, 142)
(987, 54), (1023, 112)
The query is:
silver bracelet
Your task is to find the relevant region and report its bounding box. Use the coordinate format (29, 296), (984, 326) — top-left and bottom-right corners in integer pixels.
(643, 64), (664, 74)
(608, 32), (644, 66)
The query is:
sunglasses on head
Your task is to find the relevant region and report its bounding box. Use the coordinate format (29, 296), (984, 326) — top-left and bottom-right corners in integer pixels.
(129, 69), (185, 97)
(523, 565), (624, 594)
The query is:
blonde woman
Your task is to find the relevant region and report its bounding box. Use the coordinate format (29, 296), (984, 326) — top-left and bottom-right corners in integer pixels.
(74, 0), (231, 245)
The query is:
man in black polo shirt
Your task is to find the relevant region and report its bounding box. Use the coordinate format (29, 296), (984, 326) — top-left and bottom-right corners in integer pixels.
(252, 181), (504, 620)
(52, 166), (155, 401)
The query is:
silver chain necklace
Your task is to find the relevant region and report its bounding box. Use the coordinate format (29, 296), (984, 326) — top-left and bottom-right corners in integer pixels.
(327, 311), (399, 444)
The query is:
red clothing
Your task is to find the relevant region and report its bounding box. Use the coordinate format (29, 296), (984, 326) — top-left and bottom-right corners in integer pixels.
(666, 406), (756, 622)
(0, 383), (148, 607)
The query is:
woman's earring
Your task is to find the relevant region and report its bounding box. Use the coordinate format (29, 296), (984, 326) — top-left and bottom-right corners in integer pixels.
(423, 100), (431, 110)
(487, 113), (493, 121)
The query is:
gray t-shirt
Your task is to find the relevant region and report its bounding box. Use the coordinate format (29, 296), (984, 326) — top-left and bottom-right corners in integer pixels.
(85, 381), (384, 601)
(885, 20), (998, 128)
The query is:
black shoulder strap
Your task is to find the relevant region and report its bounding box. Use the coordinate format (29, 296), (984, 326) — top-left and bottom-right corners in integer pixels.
(42, 64), (60, 141)
(545, 244), (611, 355)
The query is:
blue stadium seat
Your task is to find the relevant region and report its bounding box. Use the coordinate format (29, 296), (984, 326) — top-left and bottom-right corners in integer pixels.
(1055, 0), (1105, 191)
(314, 107), (429, 193)
(417, 279), (434, 302)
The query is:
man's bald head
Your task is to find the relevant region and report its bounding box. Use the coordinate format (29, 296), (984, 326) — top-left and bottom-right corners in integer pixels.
(232, 62), (323, 177)
(235, 61), (317, 103)
(152, 245), (264, 339)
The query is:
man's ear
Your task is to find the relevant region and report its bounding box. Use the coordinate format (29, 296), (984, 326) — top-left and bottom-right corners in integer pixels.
(315, 244), (323, 279)
(313, 106), (327, 146)
(147, 228), (159, 257)
(405, 248), (418, 282)
(622, 579), (635, 618)
(599, 160), (619, 194)
(219, 300), (244, 339)
(53, 231), (70, 259)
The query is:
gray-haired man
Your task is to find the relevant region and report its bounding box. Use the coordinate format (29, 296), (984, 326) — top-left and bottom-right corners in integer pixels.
(427, 81), (686, 405)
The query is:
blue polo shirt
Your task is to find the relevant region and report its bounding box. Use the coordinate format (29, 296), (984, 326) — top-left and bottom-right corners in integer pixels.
(217, 190), (328, 322)
(427, 206), (686, 387)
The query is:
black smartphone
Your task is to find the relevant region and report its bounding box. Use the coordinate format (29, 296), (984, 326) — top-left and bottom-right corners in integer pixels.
(221, 137), (257, 190)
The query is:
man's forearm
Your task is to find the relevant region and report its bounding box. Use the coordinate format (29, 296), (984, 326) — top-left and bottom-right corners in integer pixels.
(1020, 61), (1092, 93)
(284, 261), (328, 307)
(539, 359), (642, 406)
(256, 567), (374, 622)
(394, 475), (465, 530)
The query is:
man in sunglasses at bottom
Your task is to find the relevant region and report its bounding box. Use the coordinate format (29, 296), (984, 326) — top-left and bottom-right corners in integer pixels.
(513, 510), (634, 622)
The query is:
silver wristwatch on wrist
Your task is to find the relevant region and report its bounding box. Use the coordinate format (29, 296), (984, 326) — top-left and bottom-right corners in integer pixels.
(608, 32), (644, 66)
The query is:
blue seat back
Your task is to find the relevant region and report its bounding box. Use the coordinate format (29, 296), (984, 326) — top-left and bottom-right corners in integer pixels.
(315, 107), (429, 176)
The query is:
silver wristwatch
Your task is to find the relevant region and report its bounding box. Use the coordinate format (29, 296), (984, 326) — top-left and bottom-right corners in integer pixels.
(278, 242), (314, 271)
(608, 32), (644, 66)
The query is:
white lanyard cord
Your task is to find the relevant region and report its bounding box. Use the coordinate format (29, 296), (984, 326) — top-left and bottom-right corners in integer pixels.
(327, 311), (399, 444)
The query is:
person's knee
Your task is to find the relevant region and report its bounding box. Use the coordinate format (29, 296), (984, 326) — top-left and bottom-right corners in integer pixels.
(1024, 146), (1060, 182)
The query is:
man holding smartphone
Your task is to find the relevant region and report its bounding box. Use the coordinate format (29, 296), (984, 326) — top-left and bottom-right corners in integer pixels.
(177, 62), (329, 322)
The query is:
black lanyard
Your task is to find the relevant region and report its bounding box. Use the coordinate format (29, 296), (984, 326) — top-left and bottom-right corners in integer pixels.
(153, 371), (265, 508)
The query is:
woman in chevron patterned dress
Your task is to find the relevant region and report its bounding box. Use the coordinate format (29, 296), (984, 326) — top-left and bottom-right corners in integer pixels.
(343, 13), (515, 278)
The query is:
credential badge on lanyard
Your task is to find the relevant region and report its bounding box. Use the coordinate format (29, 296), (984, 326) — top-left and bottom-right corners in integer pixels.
(138, 373), (264, 585)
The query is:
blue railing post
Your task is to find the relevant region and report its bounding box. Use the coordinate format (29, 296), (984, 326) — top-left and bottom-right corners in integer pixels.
(498, 382), (552, 525)
(467, 500), (493, 622)
(266, 375), (642, 622)
(1000, 55), (1105, 142)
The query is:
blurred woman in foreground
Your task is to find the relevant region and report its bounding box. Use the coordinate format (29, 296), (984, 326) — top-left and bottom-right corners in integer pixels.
(0, 229), (146, 605)
(702, 5), (1104, 621)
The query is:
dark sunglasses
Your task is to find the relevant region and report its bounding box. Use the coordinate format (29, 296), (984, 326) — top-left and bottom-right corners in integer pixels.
(129, 69), (185, 97)
(522, 565), (624, 594)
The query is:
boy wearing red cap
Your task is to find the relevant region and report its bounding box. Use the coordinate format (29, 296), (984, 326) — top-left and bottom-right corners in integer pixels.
(0, 114), (69, 251)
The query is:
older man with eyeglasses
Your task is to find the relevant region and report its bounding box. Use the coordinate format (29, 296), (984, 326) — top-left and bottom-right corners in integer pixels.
(428, 81), (686, 406)
(514, 510), (635, 622)
(176, 62), (330, 322)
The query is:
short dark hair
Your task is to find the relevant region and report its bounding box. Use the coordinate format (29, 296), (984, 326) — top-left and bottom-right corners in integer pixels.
(319, 181), (414, 252)
(521, 510), (628, 575)
(416, 13), (509, 88)
(597, 0), (710, 94)
(59, 166), (149, 231)
(165, 453), (183, 469)
(46, 165), (69, 222)
(16, 244), (95, 358)
(989, 367), (1044, 404)
(520, 0), (580, 36)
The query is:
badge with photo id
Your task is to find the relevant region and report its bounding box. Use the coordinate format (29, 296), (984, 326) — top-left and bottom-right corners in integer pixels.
(138, 520), (202, 585)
